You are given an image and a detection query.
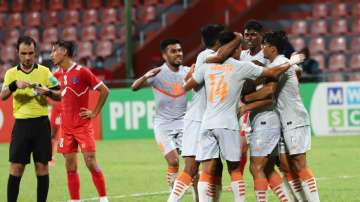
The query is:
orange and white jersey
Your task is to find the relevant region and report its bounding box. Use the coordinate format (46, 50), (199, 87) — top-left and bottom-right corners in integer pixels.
(147, 63), (189, 130)
(193, 58), (263, 130)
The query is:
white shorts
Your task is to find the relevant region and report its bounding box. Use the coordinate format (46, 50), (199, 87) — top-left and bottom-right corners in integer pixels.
(196, 128), (242, 162)
(249, 128), (281, 157)
(181, 120), (201, 157)
(283, 125), (311, 155)
(154, 127), (183, 156)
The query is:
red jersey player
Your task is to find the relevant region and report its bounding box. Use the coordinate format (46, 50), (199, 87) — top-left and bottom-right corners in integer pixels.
(51, 40), (109, 202)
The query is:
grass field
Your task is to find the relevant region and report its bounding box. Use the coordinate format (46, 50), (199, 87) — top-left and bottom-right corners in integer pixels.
(1, 136), (360, 202)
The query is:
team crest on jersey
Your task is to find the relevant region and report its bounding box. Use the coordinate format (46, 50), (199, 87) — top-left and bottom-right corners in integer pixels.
(72, 76), (79, 84)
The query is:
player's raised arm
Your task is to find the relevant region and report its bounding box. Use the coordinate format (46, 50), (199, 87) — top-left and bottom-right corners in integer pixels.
(131, 67), (161, 91)
(205, 32), (243, 63)
(260, 53), (305, 79)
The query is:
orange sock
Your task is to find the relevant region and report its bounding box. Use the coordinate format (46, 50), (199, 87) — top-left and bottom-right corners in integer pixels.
(297, 168), (320, 201)
(268, 172), (289, 202)
(169, 171), (192, 200)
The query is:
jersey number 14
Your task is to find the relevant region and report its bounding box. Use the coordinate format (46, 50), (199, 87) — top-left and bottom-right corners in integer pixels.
(208, 74), (229, 103)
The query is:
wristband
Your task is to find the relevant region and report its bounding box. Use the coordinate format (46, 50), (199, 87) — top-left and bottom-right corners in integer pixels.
(9, 80), (18, 92)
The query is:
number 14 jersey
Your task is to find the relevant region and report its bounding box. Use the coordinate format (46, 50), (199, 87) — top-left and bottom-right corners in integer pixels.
(193, 58), (263, 131)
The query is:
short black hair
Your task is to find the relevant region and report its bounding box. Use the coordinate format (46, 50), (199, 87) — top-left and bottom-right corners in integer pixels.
(244, 20), (263, 32)
(263, 31), (288, 53)
(53, 40), (75, 57)
(218, 31), (236, 45)
(200, 24), (225, 48)
(16, 36), (36, 51)
(160, 38), (180, 52)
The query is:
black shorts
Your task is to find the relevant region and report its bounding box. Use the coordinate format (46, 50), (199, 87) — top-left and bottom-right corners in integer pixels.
(9, 116), (52, 164)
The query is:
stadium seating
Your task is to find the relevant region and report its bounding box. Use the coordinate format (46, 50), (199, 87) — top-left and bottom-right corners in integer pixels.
(329, 36), (347, 53)
(6, 29), (20, 45)
(81, 25), (97, 41)
(96, 40), (112, 58)
(25, 28), (40, 43)
(63, 10), (80, 26)
(43, 27), (59, 43)
(62, 26), (78, 41)
(26, 12), (42, 27)
(331, 2), (348, 17)
(310, 19), (327, 35)
(291, 20), (307, 35)
(351, 36), (360, 53)
(77, 41), (93, 59)
(100, 24), (117, 41)
(312, 3), (328, 18)
(331, 18), (348, 34)
(350, 53), (360, 71)
(44, 11), (59, 27)
(312, 54), (326, 72)
(328, 53), (346, 71)
(83, 9), (99, 25)
(102, 8), (118, 24)
(1, 45), (16, 63)
(289, 37), (305, 52)
(7, 13), (23, 28)
(49, 0), (64, 11)
(67, 0), (83, 10)
(12, 0), (25, 12)
(309, 37), (326, 54)
(30, 0), (44, 11)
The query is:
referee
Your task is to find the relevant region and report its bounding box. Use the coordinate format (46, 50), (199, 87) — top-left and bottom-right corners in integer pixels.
(0, 36), (61, 202)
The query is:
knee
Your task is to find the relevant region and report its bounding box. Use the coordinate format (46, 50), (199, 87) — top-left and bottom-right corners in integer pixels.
(35, 163), (49, 175)
(290, 156), (307, 173)
(84, 155), (97, 170)
(250, 162), (265, 176)
(184, 162), (199, 177)
(65, 158), (77, 171)
(10, 164), (25, 176)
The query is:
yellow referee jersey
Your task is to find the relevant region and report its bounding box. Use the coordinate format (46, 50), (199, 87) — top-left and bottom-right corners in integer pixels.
(2, 64), (59, 119)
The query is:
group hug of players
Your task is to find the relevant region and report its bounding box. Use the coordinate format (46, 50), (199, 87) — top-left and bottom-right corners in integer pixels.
(132, 20), (320, 202)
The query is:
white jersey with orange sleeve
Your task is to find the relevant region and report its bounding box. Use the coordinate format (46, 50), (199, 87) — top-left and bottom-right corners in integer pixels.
(193, 58), (264, 130)
(271, 55), (310, 130)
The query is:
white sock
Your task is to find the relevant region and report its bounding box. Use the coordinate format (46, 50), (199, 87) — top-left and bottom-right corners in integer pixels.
(70, 200), (80, 202)
(99, 196), (109, 202)
(231, 180), (246, 202)
(288, 179), (307, 202)
(255, 190), (268, 202)
(301, 177), (320, 202)
(167, 172), (178, 189)
(198, 181), (215, 202)
(168, 179), (190, 202)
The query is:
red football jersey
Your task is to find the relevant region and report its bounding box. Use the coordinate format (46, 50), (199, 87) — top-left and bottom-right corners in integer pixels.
(58, 64), (102, 133)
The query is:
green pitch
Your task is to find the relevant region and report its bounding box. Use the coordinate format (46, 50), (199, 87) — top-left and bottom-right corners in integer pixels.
(0, 136), (359, 202)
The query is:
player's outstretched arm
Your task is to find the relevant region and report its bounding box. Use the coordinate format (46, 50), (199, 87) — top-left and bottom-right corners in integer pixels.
(237, 98), (273, 118)
(261, 54), (305, 79)
(243, 82), (278, 103)
(183, 77), (199, 92)
(131, 67), (161, 91)
(205, 32), (243, 63)
(79, 83), (109, 119)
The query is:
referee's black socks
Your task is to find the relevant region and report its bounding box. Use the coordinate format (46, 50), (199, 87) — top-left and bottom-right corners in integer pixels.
(7, 174), (21, 202)
(37, 175), (49, 202)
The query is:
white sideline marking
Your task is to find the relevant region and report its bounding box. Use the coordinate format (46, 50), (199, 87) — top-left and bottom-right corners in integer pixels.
(58, 175), (360, 201)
